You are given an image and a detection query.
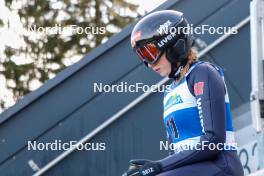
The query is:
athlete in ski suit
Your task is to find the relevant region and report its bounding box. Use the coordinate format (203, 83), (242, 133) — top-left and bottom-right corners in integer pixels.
(123, 10), (244, 176)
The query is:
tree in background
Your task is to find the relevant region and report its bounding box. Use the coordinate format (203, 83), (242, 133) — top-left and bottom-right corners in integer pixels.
(0, 0), (141, 111)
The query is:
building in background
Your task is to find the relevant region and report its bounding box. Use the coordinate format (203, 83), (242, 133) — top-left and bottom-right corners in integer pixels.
(0, 0), (262, 175)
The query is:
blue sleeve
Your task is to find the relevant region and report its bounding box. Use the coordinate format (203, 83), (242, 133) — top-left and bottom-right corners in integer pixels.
(159, 63), (227, 171)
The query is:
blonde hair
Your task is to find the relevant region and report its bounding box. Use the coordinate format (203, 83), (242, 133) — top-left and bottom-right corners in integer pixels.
(188, 47), (198, 62)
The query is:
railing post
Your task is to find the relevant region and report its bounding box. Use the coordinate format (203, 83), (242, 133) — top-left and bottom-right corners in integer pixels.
(250, 0), (264, 171)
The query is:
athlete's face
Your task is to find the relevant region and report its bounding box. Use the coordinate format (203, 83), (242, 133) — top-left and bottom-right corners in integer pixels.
(148, 52), (171, 77)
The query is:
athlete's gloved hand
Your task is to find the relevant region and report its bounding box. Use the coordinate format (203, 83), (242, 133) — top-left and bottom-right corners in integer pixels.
(122, 161), (141, 176)
(123, 159), (162, 176)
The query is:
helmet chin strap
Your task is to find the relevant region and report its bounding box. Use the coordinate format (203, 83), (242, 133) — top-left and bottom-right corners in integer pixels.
(168, 59), (188, 80)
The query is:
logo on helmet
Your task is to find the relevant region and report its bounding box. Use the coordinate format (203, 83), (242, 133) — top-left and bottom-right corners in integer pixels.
(157, 33), (176, 48)
(157, 20), (172, 35)
(131, 31), (141, 47)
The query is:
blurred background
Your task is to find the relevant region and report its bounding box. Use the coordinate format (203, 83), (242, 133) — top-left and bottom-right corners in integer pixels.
(0, 0), (165, 112)
(0, 0), (263, 176)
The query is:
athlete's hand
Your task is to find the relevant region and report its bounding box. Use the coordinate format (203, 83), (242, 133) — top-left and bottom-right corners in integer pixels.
(122, 161), (141, 176)
(123, 159), (162, 176)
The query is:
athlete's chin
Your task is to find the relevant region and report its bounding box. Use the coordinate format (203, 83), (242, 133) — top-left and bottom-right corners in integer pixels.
(159, 72), (169, 77)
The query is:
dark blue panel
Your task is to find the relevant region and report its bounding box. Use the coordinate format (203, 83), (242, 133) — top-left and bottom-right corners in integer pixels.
(0, 0), (251, 175)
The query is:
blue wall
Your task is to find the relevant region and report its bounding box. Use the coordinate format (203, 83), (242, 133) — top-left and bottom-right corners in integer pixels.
(0, 0), (251, 175)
